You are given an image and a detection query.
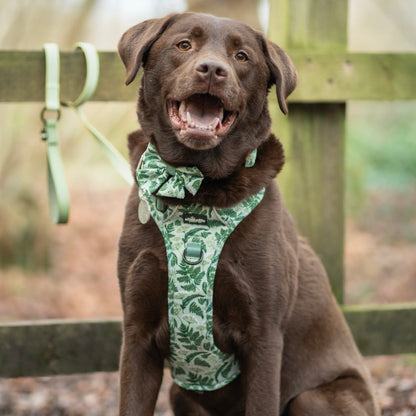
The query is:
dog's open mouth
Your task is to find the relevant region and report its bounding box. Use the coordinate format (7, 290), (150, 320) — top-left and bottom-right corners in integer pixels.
(168, 94), (237, 149)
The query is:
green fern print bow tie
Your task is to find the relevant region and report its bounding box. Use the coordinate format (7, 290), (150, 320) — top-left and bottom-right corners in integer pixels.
(136, 143), (205, 199)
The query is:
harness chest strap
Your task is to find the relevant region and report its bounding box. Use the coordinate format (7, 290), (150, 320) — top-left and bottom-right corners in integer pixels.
(136, 143), (265, 391)
(142, 188), (265, 391)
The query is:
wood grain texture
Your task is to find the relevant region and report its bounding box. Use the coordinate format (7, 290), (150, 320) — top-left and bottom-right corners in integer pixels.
(0, 50), (136, 102)
(0, 319), (122, 378)
(0, 51), (414, 102)
(270, 0), (348, 302)
(277, 103), (346, 302)
(2, 306), (415, 377)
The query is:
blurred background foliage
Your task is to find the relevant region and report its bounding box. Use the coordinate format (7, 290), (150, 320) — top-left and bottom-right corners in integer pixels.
(0, 0), (415, 305)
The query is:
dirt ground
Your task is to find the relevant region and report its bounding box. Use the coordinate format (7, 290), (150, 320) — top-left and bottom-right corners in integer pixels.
(0, 188), (415, 415)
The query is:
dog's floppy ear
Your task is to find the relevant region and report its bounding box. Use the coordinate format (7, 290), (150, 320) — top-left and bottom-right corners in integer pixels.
(118, 14), (177, 85)
(259, 34), (297, 115)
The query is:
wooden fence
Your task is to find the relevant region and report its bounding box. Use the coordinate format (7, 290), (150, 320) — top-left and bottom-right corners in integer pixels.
(1, 0), (416, 378)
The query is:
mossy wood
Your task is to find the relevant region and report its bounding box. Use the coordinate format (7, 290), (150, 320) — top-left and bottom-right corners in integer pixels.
(1, 305), (415, 378)
(0, 319), (122, 378)
(275, 103), (346, 301)
(0, 51), (415, 102)
(269, 0), (348, 302)
(0, 51), (136, 102)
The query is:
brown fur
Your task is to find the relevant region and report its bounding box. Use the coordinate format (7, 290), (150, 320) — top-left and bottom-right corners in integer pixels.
(117, 12), (379, 416)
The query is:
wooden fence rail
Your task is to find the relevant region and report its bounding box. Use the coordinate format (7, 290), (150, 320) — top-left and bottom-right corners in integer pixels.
(1, 304), (416, 378)
(1, 51), (415, 102)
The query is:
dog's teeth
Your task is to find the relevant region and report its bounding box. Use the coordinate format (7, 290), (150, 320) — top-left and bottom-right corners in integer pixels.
(179, 101), (186, 116)
(186, 112), (192, 125)
(219, 107), (224, 121)
(211, 118), (220, 130)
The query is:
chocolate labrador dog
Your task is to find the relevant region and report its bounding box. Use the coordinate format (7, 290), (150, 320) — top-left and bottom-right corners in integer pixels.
(117, 12), (379, 416)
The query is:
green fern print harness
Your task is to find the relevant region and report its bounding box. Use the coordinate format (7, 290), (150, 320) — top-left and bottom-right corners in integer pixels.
(136, 143), (264, 391)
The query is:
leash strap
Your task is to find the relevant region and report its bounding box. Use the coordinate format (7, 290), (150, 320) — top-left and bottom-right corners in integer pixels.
(63, 43), (133, 185)
(41, 43), (70, 224)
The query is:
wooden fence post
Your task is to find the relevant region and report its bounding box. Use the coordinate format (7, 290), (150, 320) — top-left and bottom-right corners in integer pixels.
(269, 0), (348, 303)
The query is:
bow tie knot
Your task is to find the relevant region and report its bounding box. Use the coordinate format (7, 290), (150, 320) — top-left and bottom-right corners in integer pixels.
(136, 143), (204, 199)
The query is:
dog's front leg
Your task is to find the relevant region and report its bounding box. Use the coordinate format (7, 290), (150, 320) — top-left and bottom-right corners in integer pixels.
(119, 328), (163, 415)
(243, 330), (283, 416)
(118, 251), (167, 416)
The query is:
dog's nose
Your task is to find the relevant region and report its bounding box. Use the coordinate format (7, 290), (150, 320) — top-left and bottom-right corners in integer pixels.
(195, 60), (228, 81)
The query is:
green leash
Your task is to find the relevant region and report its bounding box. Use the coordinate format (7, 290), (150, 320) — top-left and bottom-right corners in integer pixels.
(41, 43), (69, 224)
(41, 43), (133, 224)
(62, 43), (133, 186)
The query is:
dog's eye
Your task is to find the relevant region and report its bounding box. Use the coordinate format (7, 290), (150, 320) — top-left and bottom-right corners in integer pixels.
(177, 41), (192, 51)
(235, 52), (248, 62)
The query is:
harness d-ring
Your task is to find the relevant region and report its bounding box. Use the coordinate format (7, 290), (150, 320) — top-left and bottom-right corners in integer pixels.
(183, 241), (204, 265)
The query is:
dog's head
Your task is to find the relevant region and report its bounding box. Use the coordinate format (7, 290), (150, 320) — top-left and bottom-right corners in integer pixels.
(119, 13), (296, 178)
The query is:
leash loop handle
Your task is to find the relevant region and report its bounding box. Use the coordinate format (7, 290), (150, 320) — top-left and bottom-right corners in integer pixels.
(63, 43), (133, 185)
(63, 42), (100, 107)
(41, 43), (70, 224)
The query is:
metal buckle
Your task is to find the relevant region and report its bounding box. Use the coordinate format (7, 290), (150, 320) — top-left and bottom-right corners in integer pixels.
(40, 107), (61, 123)
(183, 242), (203, 265)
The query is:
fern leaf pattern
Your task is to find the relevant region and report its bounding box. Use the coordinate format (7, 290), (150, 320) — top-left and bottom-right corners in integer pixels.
(137, 145), (265, 391)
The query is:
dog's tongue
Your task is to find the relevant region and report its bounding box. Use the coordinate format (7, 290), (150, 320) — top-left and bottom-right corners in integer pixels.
(182, 94), (222, 128)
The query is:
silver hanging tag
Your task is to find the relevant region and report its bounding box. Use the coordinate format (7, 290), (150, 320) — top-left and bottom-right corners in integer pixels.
(138, 199), (151, 224)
